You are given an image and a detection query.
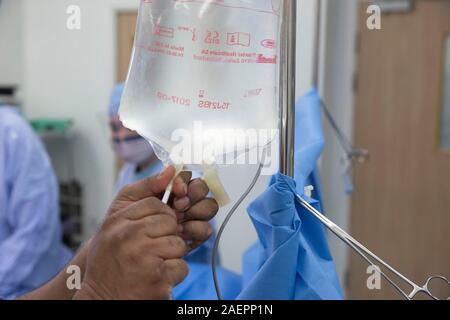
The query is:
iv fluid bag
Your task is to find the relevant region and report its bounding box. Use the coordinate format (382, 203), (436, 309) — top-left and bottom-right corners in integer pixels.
(120, 0), (282, 166)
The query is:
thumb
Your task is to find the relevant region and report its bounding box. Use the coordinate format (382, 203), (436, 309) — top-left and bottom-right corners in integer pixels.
(117, 166), (176, 202)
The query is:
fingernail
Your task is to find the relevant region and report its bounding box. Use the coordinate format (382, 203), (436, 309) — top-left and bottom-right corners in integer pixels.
(177, 224), (184, 234)
(175, 177), (188, 195)
(174, 197), (190, 210)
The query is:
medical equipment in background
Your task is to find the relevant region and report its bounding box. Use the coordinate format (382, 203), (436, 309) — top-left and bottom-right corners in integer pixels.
(321, 102), (369, 195)
(311, 0), (369, 195)
(31, 119), (84, 250)
(289, 1), (449, 300)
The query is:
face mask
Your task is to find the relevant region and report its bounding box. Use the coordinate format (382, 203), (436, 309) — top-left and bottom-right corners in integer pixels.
(113, 138), (155, 165)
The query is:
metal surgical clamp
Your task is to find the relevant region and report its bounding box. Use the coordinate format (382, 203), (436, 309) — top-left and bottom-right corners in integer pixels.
(295, 194), (450, 300)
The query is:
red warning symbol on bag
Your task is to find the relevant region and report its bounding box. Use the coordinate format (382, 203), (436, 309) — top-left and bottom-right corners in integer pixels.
(261, 39), (276, 49)
(227, 32), (251, 47)
(257, 54), (277, 64)
(154, 25), (174, 38)
(205, 31), (220, 45)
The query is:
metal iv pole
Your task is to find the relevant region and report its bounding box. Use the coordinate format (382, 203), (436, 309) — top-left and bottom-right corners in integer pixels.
(279, 0), (297, 177)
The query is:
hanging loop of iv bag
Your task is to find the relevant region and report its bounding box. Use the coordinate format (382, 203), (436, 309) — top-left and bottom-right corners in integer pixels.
(119, 0), (282, 205)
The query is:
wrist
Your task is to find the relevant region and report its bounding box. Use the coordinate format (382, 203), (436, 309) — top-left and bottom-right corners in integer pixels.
(73, 281), (110, 300)
(57, 238), (92, 298)
(74, 238), (91, 272)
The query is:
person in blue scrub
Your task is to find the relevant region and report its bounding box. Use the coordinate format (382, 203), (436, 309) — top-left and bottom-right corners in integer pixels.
(0, 105), (72, 299)
(107, 84), (343, 300)
(108, 84), (165, 192)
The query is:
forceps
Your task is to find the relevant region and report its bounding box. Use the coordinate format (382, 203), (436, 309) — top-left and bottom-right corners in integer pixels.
(295, 194), (450, 300)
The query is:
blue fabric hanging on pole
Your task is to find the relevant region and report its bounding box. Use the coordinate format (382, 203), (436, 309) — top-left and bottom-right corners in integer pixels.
(238, 89), (343, 300)
(174, 89), (343, 300)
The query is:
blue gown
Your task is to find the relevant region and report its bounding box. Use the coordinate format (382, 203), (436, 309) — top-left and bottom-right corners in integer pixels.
(0, 106), (72, 299)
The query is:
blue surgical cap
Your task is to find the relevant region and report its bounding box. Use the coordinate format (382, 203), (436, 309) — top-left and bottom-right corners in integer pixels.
(108, 83), (125, 116)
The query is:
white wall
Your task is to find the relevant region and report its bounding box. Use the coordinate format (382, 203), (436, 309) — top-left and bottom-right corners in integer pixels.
(2, 0), (320, 273)
(0, 0), (24, 87)
(21, 0), (140, 236)
(320, 0), (359, 286)
(297, 0), (321, 98)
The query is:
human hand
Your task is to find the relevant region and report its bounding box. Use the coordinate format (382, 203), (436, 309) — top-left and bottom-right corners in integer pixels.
(74, 168), (188, 300)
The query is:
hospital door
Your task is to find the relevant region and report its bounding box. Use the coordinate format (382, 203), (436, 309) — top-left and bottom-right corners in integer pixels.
(348, 0), (450, 299)
(117, 12), (138, 82)
(115, 11), (138, 172)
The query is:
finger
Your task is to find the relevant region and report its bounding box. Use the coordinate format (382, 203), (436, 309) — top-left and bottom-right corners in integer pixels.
(140, 214), (178, 238)
(187, 179), (210, 205)
(163, 259), (189, 287)
(185, 240), (206, 252)
(121, 197), (176, 220)
(180, 221), (213, 244)
(116, 166), (176, 202)
(172, 171), (192, 198)
(184, 198), (219, 222)
(150, 236), (187, 259)
(170, 172), (192, 211)
(172, 196), (190, 212)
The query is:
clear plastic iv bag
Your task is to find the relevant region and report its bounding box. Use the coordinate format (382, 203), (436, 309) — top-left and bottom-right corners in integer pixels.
(120, 0), (282, 167)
